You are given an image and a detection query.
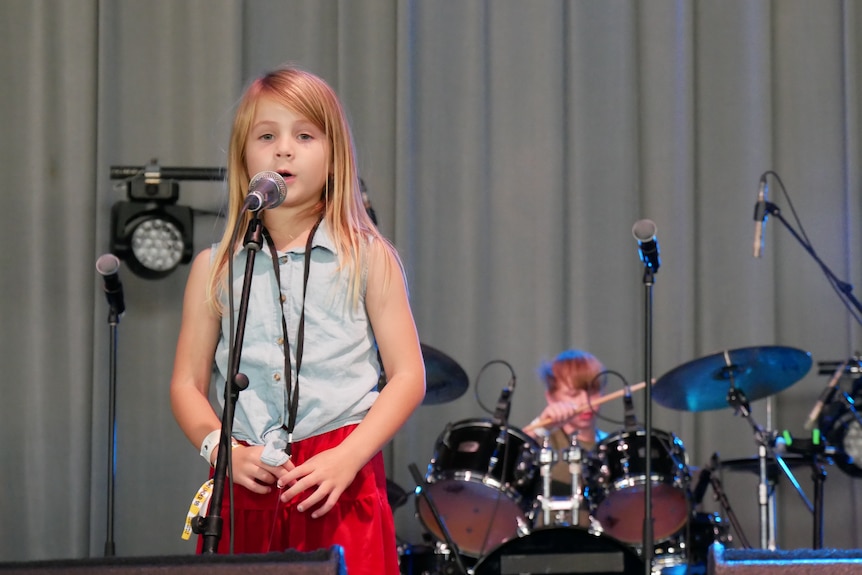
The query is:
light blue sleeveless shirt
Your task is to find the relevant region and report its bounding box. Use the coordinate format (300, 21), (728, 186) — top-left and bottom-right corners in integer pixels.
(212, 221), (380, 465)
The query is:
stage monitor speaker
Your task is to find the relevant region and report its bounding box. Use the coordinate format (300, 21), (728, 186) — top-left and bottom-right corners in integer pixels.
(710, 542), (862, 575)
(0, 547), (345, 575)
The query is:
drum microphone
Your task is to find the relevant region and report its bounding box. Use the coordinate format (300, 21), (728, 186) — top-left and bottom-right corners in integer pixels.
(493, 387), (513, 426)
(803, 359), (849, 431)
(632, 219), (660, 272)
(243, 171), (288, 212)
(623, 385), (638, 430)
(752, 175), (768, 258)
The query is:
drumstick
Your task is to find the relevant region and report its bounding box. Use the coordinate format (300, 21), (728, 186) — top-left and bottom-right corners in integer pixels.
(523, 380), (652, 433)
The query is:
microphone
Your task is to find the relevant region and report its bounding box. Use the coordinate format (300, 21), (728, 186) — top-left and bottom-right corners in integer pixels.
(493, 387), (513, 425)
(243, 171), (287, 212)
(96, 253), (126, 317)
(753, 175), (769, 258)
(803, 359), (849, 431)
(632, 219), (661, 272)
(623, 385), (637, 430)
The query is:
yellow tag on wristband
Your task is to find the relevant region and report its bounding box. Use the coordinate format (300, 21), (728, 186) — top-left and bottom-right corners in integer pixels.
(181, 479), (214, 540)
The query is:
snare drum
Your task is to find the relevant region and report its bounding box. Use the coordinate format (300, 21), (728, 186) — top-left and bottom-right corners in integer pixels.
(586, 428), (691, 544)
(416, 419), (540, 557)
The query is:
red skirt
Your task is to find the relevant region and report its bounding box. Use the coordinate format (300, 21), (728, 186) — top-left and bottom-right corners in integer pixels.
(198, 424), (399, 575)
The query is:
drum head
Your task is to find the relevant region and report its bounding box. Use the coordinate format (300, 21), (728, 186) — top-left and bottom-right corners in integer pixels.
(472, 526), (644, 575)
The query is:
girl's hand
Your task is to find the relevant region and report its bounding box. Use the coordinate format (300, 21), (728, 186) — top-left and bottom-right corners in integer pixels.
(215, 444), (289, 494)
(277, 445), (362, 518)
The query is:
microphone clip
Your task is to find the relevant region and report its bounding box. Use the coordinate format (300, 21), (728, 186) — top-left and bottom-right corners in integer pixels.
(493, 387), (512, 426)
(623, 386), (638, 431)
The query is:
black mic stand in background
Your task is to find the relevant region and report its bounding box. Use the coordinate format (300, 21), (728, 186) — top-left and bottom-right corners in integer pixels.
(102, 282), (123, 557)
(192, 216), (263, 554)
(762, 201), (862, 319)
(632, 219), (660, 575)
(640, 264), (656, 574)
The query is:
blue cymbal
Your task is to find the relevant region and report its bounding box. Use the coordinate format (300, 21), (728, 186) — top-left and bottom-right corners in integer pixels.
(653, 346), (812, 412)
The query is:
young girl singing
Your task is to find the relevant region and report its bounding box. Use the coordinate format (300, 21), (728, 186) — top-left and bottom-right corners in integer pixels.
(170, 65), (425, 575)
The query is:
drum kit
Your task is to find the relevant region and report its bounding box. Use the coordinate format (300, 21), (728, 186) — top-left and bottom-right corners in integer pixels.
(394, 344), (862, 575)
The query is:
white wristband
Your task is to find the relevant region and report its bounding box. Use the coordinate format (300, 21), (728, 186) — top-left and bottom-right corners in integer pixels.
(199, 429), (221, 465)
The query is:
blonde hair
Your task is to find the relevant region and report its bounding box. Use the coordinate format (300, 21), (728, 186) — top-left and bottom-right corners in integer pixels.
(208, 65), (398, 313)
(539, 349), (605, 394)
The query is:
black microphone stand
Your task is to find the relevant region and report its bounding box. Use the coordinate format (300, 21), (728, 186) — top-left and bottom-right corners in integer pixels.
(640, 265), (655, 575)
(763, 202), (862, 320)
(408, 463), (469, 575)
(103, 300), (122, 556)
(192, 215), (262, 554)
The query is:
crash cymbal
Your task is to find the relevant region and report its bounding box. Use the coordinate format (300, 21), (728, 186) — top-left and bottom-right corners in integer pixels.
(653, 346), (812, 412)
(421, 343), (469, 405)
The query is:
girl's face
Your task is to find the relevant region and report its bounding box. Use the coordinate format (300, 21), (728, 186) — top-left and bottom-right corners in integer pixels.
(244, 95), (330, 210)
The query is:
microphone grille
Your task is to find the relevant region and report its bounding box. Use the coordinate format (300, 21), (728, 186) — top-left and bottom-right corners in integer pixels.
(249, 171), (287, 202)
(632, 219), (657, 242)
(96, 253), (121, 276)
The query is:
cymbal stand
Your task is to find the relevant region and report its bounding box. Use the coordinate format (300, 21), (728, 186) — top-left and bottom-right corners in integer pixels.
(726, 386), (814, 549)
(706, 453), (751, 549)
(408, 463), (469, 575)
(539, 435), (559, 525)
(562, 437), (584, 523)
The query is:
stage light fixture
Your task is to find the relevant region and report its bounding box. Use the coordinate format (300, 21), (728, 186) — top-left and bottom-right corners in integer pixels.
(110, 168), (193, 279)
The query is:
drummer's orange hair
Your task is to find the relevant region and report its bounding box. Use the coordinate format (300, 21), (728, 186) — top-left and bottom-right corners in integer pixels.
(539, 349), (605, 394)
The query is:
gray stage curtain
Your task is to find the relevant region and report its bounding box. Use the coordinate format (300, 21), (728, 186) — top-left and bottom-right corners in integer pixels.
(1, 0), (861, 561)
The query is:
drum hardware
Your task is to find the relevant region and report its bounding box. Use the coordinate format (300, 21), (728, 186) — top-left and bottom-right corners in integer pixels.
(816, 358), (862, 478)
(397, 541), (475, 575)
(726, 385), (819, 550)
(817, 357), (862, 376)
(408, 462), (470, 575)
(692, 453), (751, 550)
(644, 511), (733, 575)
(537, 434), (586, 527)
(652, 346), (815, 550)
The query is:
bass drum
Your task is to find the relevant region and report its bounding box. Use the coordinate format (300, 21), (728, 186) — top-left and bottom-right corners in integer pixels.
(472, 527), (644, 575)
(397, 544), (475, 575)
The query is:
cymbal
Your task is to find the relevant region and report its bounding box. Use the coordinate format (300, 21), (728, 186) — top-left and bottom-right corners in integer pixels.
(720, 455), (813, 476)
(653, 346), (812, 412)
(387, 478), (409, 509)
(421, 343), (469, 405)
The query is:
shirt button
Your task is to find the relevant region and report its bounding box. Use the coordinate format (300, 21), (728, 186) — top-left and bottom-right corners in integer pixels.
(274, 373), (282, 381)
(280, 294), (286, 303)
(277, 337), (284, 345)
(279, 256), (288, 264)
